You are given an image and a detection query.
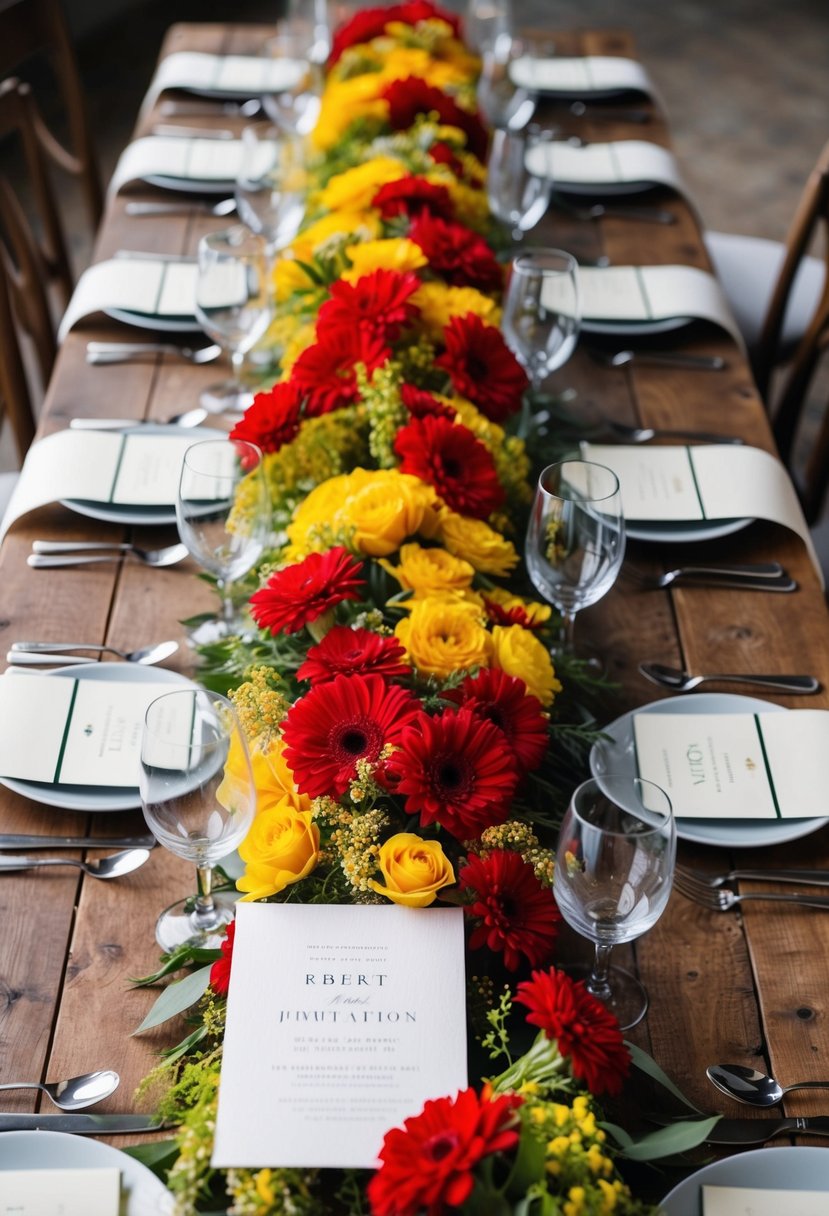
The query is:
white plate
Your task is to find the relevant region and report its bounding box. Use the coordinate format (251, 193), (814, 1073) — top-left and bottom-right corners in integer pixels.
(104, 306), (201, 334)
(144, 173), (232, 195)
(626, 516), (753, 543)
(0, 663), (194, 812)
(660, 1145), (829, 1215)
(590, 691), (829, 847)
(62, 422), (221, 526)
(556, 179), (661, 197)
(0, 1130), (174, 1216)
(581, 315), (693, 336)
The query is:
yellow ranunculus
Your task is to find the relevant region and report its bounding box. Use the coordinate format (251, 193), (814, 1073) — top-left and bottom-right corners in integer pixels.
(395, 595), (491, 679)
(345, 471), (440, 557)
(369, 833), (456, 907)
(343, 238), (428, 282)
(381, 542), (475, 597)
(237, 796), (321, 901)
(438, 510), (519, 576)
(490, 624), (562, 706)
(319, 157), (407, 213)
(411, 282), (500, 338)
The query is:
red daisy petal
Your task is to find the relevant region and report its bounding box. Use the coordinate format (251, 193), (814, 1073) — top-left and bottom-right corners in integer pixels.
(296, 625), (411, 685)
(459, 850), (561, 972)
(393, 414), (504, 519)
(290, 328), (391, 416)
(445, 668), (549, 771)
(229, 381), (303, 455)
(382, 76), (487, 161)
(372, 175), (455, 222)
(408, 213), (503, 293)
(209, 921), (235, 996)
(400, 383), (456, 421)
(329, 2), (462, 67)
(249, 547), (365, 637)
(435, 313), (528, 423)
(316, 269), (421, 344)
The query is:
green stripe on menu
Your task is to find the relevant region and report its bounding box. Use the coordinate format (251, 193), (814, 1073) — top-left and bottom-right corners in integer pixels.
(633, 266), (653, 320)
(53, 680), (80, 784)
(753, 713), (782, 820)
(685, 447), (707, 520)
(107, 433), (128, 504)
(151, 261), (169, 317)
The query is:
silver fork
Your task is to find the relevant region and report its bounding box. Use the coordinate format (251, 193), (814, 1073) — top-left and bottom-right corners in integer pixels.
(624, 563), (797, 592)
(676, 863), (829, 889)
(28, 542), (188, 569)
(124, 198), (236, 218)
(673, 870), (829, 911)
(86, 342), (222, 366)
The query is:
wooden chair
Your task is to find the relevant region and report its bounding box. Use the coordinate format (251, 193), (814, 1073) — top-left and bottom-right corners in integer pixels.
(0, 0), (103, 230)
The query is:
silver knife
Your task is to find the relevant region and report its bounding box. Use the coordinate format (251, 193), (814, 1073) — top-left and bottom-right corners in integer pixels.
(0, 1113), (170, 1133)
(705, 1116), (829, 1144)
(0, 835), (155, 850)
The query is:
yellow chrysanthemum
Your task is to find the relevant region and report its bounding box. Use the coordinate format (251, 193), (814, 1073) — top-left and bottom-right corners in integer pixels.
(280, 320), (318, 376)
(395, 595), (491, 679)
(343, 237), (428, 282)
(490, 624), (562, 706)
(438, 510), (519, 576)
(411, 282), (500, 339)
(381, 542), (475, 597)
(319, 157), (407, 212)
(312, 74), (389, 151)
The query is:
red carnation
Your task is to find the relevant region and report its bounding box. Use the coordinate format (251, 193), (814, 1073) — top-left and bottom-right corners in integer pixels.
(209, 921), (235, 996)
(372, 175), (455, 221)
(516, 968), (631, 1097)
(436, 313), (528, 423)
(316, 270), (421, 344)
(329, 1), (461, 67)
(382, 77), (487, 161)
(289, 328), (390, 415)
(394, 415), (504, 519)
(250, 547), (364, 637)
(460, 850), (561, 971)
(296, 625), (410, 685)
(400, 383), (456, 421)
(281, 673), (419, 798)
(445, 668), (548, 771)
(229, 381), (302, 455)
(482, 592), (545, 632)
(388, 708), (518, 839)
(367, 1086), (521, 1216)
(409, 213), (502, 293)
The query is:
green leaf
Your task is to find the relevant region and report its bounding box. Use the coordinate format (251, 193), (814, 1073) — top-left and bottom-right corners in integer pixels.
(129, 947), (221, 987)
(504, 1124), (548, 1196)
(162, 1023), (209, 1063)
(122, 1139), (179, 1174)
(605, 1116), (721, 1161)
(132, 965), (213, 1034)
(626, 1040), (704, 1113)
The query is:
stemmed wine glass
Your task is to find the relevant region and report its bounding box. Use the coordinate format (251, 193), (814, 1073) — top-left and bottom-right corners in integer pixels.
(235, 122), (307, 263)
(139, 688), (257, 951)
(525, 459), (625, 655)
(261, 30), (324, 135)
(486, 126), (554, 242)
(554, 775), (676, 1030)
(477, 34), (536, 131)
(176, 438), (271, 642)
(502, 248), (580, 394)
(194, 225), (272, 413)
(466, 0), (513, 53)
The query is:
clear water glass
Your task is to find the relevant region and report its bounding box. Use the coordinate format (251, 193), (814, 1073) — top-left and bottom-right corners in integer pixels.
(283, 0), (331, 65)
(235, 122), (307, 257)
(502, 247), (580, 391)
(466, 0), (513, 53)
(261, 30), (323, 134)
(477, 34), (536, 131)
(486, 126), (554, 241)
(176, 438), (270, 640)
(554, 775), (675, 1029)
(194, 225), (272, 412)
(525, 459), (625, 654)
(139, 689), (256, 951)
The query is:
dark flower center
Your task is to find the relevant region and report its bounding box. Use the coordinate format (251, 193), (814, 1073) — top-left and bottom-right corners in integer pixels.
(331, 716), (384, 763)
(433, 755), (472, 798)
(466, 354), (487, 379)
(424, 1130), (460, 1163)
(441, 457), (461, 479)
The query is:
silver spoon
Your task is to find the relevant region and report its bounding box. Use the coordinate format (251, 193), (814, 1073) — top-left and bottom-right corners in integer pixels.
(0, 1069), (120, 1111)
(0, 848), (152, 879)
(28, 542), (189, 570)
(8, 640), (179, 666)
(124, 198), (236, 218)
(70, 408), (209, 430)
(86, 342), (222, 366)
(707, 1063), (829, 1108)
(639, 661), (820, 694)
(594, 350), (726, 372)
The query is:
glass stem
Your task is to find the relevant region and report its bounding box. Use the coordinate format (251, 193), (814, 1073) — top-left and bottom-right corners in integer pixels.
(217, 577), (235, 631)
(587, 943), (614, 1003)
(193, 864), (217, 928)
(230, 348), (245, 387)
(561, 611), (577, 651)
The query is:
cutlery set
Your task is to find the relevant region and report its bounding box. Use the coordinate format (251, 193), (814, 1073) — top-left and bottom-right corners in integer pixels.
(86, 340), (222, 365)
(26, 540), (189, 569)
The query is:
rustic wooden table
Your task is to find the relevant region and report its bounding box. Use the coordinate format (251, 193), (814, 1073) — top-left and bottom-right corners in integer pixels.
(1, 21), (828, 1182)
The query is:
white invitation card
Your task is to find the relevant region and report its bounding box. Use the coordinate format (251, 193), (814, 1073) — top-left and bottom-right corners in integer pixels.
(57, 258), (197, 341)
(525, 140), (684, 194)
(0, 1168), (120, 1216)
(633, 710), (829, 819)
(141, 51), (307, 113)
(212, 903), (468, 1169)
(703, 1185), (829, 1216)
(510, 55), (655, 97)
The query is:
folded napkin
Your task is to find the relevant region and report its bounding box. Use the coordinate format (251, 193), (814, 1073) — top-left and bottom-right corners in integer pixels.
(57, 257), (197, 342)
(141, 50), (306, 114)
(510, 54), (656, 97)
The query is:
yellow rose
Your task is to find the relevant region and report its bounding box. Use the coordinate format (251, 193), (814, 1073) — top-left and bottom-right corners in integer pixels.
(438, 510), (519, 576)
(381, 542), (475, 596)
(490, 625), (562, 706)
(319, 157), (407, 212)
(344, 470), (440, 557)
(237, 796), (321, 901)
(343, 238), (428, 283)
(369, 833), (456, 907)
(395, 595), (491, 679)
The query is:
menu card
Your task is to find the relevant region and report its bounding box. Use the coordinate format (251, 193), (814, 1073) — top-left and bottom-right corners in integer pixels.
(580, 443), (823, 586)
(108, 136), (262, 197)
(57, 257), (197, 341)
(703, 1185), (829, 1215)
(0, 671), (187, 787)
(633, 710), (829, 819)
(0, 1168), (120, 1216)
(510, 55), (655, 97)
(141, 51), (306, 112)
(212, 903), (468, 1169)
(525, 139), (685, 194)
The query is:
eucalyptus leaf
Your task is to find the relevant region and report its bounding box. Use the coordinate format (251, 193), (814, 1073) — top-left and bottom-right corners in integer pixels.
(605, 1115), (721, 1161)
(132, 965), (213, 1034)
(129, 947), (221, 987)
(625, 1041), (704, 1113)
(122, 1140), (179, 1174)
(162, 1023), (209, 1063)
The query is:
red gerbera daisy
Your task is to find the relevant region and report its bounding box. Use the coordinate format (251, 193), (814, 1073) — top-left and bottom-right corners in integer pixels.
(250, 547), (365, 637)
(209, 921), (235, 996)
(394, 415), (504, 519)
(367, 1086), (522, 1216)
(229, 381), (303, 455)
(408, 213), (503, 293)
(460, 850), (561, 972)
(389, 708), (518, 839)
(445, 668), (548, 771)
(281, 673), (419, 798)
(516, 968), (631, 1097)
(482, 592), (544, 632)
(382, 77), (488, 161)
(372, 174), (455, 222)
(400, 383), (456, 421)
(296, 625), (411, 685)
(329, 1), (461, 67)
(435, 313), (528, 423)
(316, 270), (421, 344)
(289, 328), (391, 415)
